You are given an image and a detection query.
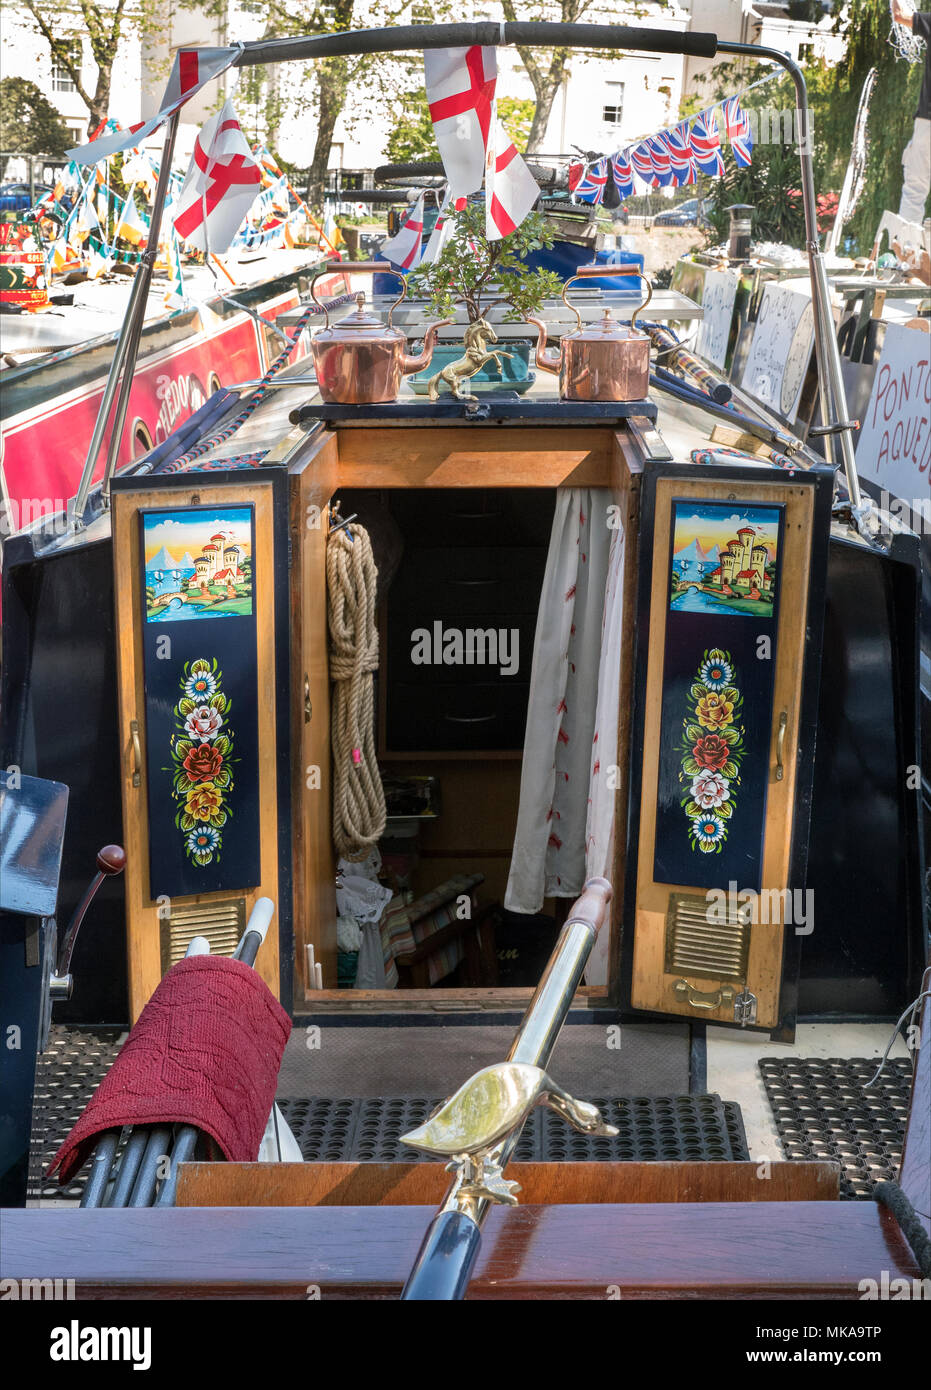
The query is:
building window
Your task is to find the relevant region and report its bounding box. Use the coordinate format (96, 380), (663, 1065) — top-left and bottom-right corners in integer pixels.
(51, 42), (81, 93)
(602, 83), (624, 125)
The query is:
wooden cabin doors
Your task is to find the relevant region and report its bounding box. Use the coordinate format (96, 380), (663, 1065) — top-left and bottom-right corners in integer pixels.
(625, 469), (828, 1035)
(111, 477), (284, 1021)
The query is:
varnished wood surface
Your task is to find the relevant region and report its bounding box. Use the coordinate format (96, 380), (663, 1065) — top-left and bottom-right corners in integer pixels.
(288, 430), (340, 995)
(176, 1160), (840, 1208)
(332, 427), (615, 488)
(2, 1202), (917, 1299)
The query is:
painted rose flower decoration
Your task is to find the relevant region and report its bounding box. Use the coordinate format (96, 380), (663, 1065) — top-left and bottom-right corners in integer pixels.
(696, 691), (734, 731)
(680, 649), (743, 854)
(184, 705), (224, 743)
(690, 770), (730, 810)
(168, 659), (234, 866)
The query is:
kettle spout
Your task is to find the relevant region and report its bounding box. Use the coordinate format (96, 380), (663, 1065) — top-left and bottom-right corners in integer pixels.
(400, 317), (455, 374)
(526, 314), (560, 375)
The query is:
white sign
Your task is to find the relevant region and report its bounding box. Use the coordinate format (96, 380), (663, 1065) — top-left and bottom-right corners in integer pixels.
(741, 282), (815, 422)
(856, 322), (931, 502)
(697, 269), (738, 369)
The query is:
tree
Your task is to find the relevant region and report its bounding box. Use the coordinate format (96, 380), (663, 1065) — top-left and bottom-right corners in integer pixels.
(0, 77), (70, 155)
(21, 0), (156, 137)
(499, 0), (596, 153)
(385, 88), (535, 163)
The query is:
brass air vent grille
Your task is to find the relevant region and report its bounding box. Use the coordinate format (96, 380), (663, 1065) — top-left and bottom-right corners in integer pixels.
(160, 897), (247, 972)
(664, 891), (751, 981)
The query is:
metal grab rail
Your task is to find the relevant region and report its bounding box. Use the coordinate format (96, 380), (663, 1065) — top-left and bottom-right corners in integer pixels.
(401, 876), (613, 1300)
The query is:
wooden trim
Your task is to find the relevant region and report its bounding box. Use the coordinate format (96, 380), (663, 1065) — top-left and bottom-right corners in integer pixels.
(289, 430), (340, 994)
(112, 483), (281, 1021)
(3, 1203), (918, 1298)
(332, 426), (616, 488)
(176, 1159), (840, 1208)
(297, 985), (610, 1012)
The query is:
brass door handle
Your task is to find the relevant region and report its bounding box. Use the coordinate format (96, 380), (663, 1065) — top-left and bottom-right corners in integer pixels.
(304, 675), (312, 723)
(775, 710), (788, 782)
(130, 719), (142, 787)
(673, 978), (735, 1010)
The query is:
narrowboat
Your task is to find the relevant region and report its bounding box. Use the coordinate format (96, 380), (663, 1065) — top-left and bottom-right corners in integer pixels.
(0, 20), (928, 1315)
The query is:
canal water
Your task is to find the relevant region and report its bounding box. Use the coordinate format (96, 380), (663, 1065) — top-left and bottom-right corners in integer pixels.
(670, 587), (748, 616)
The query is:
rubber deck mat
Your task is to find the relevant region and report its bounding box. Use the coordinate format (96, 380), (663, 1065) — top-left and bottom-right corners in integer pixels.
(759, 1056), (913, 1200)
(276, 1094), (750, 1163)
(29, 1026), (125, 1201)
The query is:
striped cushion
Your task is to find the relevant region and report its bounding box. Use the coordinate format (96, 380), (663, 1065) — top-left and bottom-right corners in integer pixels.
(380, 873), (484, 987)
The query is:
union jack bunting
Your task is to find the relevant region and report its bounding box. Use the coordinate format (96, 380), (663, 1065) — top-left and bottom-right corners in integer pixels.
(663, 125), (696, 186)
(647, 135), (674, 187)
(610, 149), (634, 199)
(688, 110), (725, 178)
(630, 142), (656, 188)
(723, 96), (754, 168)
(573, 157), (608, 204)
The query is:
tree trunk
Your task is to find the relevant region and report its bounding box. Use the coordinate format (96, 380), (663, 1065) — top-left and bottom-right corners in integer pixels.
(306, 58), (348, 209)
(523, 61), (567, 153)
(87, 63), (112, 137)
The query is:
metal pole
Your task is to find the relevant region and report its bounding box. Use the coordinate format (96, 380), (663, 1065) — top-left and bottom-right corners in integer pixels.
(401, 878), (611, 1299)
(716, 41), (863, 516)
(71, 110), (181, 527)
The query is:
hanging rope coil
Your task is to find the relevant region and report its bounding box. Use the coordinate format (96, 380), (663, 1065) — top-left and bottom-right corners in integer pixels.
(326, 519), (386, 861)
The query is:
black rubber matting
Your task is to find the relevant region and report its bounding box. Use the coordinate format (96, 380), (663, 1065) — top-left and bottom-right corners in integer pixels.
(759, 1056), (913, 1200)
(276, 1094), (749, 1163)
(29, 1026), (125, 1201)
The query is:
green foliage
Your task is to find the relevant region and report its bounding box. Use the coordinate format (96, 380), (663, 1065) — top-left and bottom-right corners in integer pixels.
(385, 86), (437, 163)
(0, 77), (70, 156)
(498, 97), (535, 153)
(407, 201), (563, 323)
(821, 0), (925, 248)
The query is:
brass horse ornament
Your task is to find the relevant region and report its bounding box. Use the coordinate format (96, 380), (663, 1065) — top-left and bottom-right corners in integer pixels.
(427, 318), (514, 402)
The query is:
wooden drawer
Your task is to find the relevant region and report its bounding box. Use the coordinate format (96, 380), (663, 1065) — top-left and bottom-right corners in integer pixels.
(387, 609), (537, 686)
(388, 488), (555, 548)
(391, 547), (547, 615)
(386, 681), (531, 752)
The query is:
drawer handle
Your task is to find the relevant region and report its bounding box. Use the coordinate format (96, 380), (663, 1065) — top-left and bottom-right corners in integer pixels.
(775, 710), (788, 782)
(130, 719), (142, 788)
(673, 978), (735, 1011)
(449, 577), (497, 586)
(451, 510), (502, 520)
(444, 714), (497, 724)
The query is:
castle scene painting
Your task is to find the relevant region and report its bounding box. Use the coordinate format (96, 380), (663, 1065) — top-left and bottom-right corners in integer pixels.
(669, 502), (780, 617)
(142, 507), (254, 622)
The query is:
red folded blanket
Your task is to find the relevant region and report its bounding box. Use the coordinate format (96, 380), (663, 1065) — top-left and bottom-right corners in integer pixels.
(49, 955), (291, 1184)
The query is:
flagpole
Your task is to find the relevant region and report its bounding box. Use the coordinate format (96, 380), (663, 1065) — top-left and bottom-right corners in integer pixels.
(71, 110), (181, 527)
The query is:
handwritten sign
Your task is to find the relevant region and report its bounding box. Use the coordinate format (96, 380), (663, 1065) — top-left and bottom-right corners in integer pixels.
(856, 322), (931, 502)
(740, 282), (815, 422)
(697, 269), (738, 369)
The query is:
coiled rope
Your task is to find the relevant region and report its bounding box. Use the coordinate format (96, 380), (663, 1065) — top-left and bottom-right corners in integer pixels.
(326, 519), (386, 861)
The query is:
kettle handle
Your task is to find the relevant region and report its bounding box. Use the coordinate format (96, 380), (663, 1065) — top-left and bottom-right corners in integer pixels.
(309, 261), (407, 330)
(561, 266), (653, 334)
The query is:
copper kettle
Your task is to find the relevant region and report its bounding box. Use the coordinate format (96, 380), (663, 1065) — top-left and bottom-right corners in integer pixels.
(309, 262), (452, 404)
(526, 265), (653, 402)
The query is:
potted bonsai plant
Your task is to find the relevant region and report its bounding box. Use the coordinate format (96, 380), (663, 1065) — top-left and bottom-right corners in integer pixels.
(405, 200), (564, 397)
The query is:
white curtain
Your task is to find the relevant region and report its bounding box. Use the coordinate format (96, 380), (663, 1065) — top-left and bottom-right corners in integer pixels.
(505, 487), (624, 926)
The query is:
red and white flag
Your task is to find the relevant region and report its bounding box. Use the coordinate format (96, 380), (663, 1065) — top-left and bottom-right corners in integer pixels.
(422, 190), (456, 263)
(67, 47), (240, 165)
(424, 46), (497, 199)
(172, 101), (262, 253)
(380, 192), (425, 270)
(485, 118), (539, 240)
